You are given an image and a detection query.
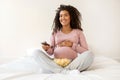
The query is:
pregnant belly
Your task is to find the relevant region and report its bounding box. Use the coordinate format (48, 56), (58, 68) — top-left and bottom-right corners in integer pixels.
(54, 47), (77, 59)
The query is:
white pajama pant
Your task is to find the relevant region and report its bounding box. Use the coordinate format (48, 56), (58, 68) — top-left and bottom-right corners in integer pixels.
(31, 49), (94, 73)
(0, 49), (94, 74)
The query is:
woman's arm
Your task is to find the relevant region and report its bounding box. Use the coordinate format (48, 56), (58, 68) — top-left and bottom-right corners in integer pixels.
(72, 30), (88, 53)
(46, 33), (56, 55)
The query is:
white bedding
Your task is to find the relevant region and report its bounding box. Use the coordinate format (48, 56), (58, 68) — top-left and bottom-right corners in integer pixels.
(0, 56), (120, 80)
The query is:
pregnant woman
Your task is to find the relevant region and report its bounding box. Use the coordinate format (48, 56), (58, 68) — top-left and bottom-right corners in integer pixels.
(32, 4), (94, 74)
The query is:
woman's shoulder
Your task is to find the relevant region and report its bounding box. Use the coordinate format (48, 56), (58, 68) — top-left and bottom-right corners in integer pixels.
(73, 29), (85, 38)
(73, 29), (83, 33)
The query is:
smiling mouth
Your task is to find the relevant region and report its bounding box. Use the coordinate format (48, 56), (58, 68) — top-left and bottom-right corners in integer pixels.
(61, 20), (67, 23)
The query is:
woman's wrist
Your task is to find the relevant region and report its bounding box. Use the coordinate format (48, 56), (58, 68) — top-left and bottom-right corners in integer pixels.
(72, 43), (77, 51)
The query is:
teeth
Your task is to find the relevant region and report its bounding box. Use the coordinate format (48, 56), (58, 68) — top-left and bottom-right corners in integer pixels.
(62, 21), (66, 22)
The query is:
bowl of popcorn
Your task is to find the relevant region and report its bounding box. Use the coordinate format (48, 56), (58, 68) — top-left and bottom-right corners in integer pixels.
(54, 58), (71, 67)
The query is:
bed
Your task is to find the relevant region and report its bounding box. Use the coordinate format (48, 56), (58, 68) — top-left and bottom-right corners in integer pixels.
(0, 55), (120, 80)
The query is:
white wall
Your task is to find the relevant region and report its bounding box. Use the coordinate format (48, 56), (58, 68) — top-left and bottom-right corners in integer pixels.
(0, 0), (120, 61)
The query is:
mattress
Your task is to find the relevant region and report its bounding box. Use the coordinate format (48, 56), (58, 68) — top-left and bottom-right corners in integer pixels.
(0, 56), (120, 80)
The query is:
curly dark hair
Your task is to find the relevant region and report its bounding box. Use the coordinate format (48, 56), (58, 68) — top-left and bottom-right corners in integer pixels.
(52, 4), (83, 33)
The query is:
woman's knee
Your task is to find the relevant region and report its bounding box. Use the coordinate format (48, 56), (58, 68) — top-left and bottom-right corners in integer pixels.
(84, 50), (94, 63)
(79, 50), (94, 70)
(82, 50), (94, 58)
(82, 50), (92, 54)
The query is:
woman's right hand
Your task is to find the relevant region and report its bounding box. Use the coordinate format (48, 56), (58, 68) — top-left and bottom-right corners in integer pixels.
(42, 45), (50, 51)
(41, 42), (50, 51)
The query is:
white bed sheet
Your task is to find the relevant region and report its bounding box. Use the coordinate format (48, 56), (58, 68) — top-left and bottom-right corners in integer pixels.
(0, 56), (120, 80)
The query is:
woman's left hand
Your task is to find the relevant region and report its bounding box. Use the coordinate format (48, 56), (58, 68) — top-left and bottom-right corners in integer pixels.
(58, 40), (73, 47)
